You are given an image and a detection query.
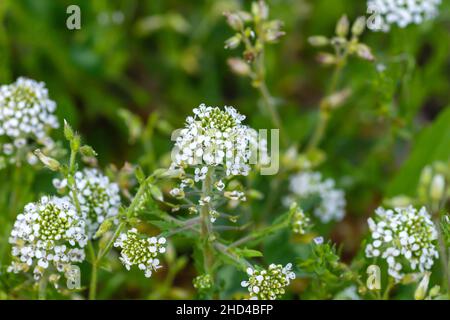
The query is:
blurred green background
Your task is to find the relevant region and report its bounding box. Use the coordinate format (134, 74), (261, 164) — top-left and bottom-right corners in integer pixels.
(0, 0), (449, 299)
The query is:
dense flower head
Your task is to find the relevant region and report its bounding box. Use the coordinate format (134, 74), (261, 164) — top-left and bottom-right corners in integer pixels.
(285, 171), (346, 223)
(193, 274), (213, 290)
(8, 196), (87, 280)
(291, 206), (311, 235)
(171, 103), (259, 180)
(365, 206), (439, 281)
(113, 228), (167, 278)
(53, 168), (121, 238)
(0, 77), (59, 166)
(241, 263), (296, 300)
(367, 0), (442, 32)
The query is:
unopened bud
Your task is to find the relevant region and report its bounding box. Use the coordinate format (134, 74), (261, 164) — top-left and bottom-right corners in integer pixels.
(308, 36), (329, 47)
(264, 30), (285, 42)
(316, 52), (336, 65)
(79, 145), (97, 158)
(356, 43), (375, 61)
(63, 120), (74, 141)
(94, 218), (114, 239)
(224, 34), (242, 49)
(414, 272), (431, 300)
(70, 134), (81, 152)
(336, 15), (349, 37)
(34, 149), (61, 171)
(324, 88), (351, 109)
(224, 12), (243, 31)
(351, 16), (366, 36)
(252, 0), (269, 20)
(227, 58), (251, 76)
(430, 174), (445, 202)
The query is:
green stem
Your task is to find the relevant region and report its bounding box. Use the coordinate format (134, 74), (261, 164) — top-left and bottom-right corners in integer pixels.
(306, 56), (346, 152)
(382, 278), (394, 300)
(96, 176), (154, 262)
(38, 277), (47, 300)
(434, 216), (450, 295)
(88, 241), (97, 300)
(214, 242), (252, 271)
(200, 168), (215, 277)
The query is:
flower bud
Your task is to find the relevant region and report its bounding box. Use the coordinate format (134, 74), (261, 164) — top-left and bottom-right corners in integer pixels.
(94, 217), (114, 239)
(316, 52), (336, 65)
(430, 174), (445, 202)
(79, 145), (97, 157)
(135, 165), (146, 183)
(224, 34), (242, 49)
(64, 119), (74, 141)
(323, 88), (351, 109)
(336, 15), (349, 37)
(149, 184), (164, 202)
(227, 58), (251, 76)
(252, 0), (269, 20)
(224, 12), (243, 31)
(414, 272), (431, 300)
(70, 134), (81, 152)
(351, 16), (366, 36)
(264, 30), (285, 43)
(308, 36), (329, 47)
(34, 149), (61, 171)
(356, 43), (374, 61)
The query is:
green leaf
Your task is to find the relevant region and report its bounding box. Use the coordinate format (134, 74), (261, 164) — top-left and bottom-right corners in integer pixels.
(230, 247), (263, 258)
(387, 107), (450, 197)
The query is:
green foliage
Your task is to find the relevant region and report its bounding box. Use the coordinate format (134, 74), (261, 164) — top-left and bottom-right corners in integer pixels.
(0, 0), (449, 300)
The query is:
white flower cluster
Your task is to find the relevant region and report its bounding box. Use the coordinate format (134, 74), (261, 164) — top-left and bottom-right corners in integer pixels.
(8, 196), (87, 280)
(171, 104), (258, 180)
(367, 0), (442, 32)
(0, 77), (59, 166)
(365, 206), (439, 281)
(285, 171), (346, 223)
(114, 228), (167, 278)
(53, 168), (121, 238)
(241, 263), (296, 300)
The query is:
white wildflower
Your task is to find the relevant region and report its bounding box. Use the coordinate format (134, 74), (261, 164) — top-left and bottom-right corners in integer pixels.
(113, 228), (166, 278)
(8, 196), (87, 280)
(53, 168), (121, 238)
(170, 103), (258, 179)
(285, 171), (346, 223)
(367, 0), (442, 32)
(241, 263), (296, 300)
(0, 77), (59, 166)
(365, 206), (439, 281)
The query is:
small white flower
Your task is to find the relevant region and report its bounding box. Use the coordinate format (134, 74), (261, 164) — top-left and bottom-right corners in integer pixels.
(8, 196), (87, 280)
(54, 168), (121, 238)
(367, 0), (442, 32)
(114, 229), (167, 278)
(365, 206), (438, 281)
(241, 263), (296, 300)
(0, 77), (59, 166)
(285, 171), (346, 223)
